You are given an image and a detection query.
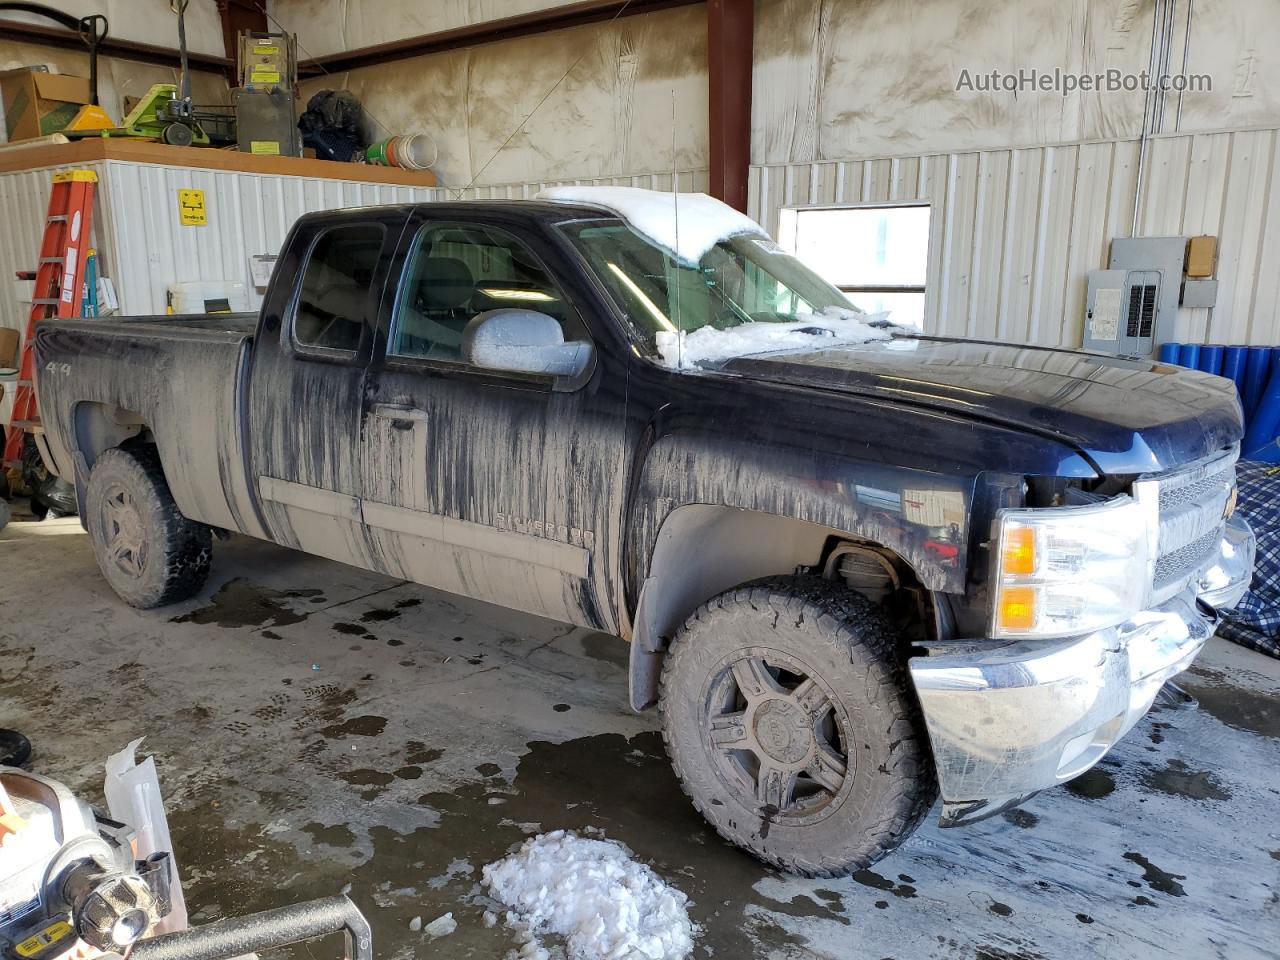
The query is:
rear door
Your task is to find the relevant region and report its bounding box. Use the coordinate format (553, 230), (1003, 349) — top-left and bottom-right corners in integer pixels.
(249, 211), (404, 569)
(361, 211), (626, 631)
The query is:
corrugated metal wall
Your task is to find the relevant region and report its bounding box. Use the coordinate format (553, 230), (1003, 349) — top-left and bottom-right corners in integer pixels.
(472, 136), (1279, 350)
(749, 126), (1280, 348)
(101, 162), (437, 317)
(447, 169), (710, 200)
(0, 161), (438, 331)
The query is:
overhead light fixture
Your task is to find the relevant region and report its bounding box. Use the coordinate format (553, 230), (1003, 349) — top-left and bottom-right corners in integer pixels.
(606, 262), (674, 331)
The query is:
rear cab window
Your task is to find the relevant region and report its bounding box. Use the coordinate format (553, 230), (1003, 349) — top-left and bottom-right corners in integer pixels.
(292, 223), (387, 355)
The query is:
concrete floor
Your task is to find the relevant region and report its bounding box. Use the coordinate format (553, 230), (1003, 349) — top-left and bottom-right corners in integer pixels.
(2, 511), (1278, 960)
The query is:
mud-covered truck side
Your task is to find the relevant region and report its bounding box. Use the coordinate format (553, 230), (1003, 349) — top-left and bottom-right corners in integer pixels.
(34, 188), (1254, 875)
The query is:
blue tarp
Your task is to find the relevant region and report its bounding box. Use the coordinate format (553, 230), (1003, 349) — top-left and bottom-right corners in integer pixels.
(1216, 459), (1280, 658)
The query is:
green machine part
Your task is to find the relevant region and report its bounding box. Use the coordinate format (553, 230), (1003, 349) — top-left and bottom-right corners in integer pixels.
(66, 83), (210, 146)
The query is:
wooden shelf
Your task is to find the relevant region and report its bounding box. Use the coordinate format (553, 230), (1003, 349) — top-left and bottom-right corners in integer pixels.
(0, 138), (438, 187)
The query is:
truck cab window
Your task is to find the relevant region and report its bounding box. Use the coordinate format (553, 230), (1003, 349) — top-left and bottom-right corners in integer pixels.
(390, 223), (569, 363)
(294, 224), (386, 353)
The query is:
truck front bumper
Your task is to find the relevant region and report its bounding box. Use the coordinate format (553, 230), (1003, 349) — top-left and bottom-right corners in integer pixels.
(910, 515), (1255, 826)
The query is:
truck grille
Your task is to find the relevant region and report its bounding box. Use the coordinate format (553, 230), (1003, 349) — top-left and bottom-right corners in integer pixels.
(1136, 446), (1237, 604)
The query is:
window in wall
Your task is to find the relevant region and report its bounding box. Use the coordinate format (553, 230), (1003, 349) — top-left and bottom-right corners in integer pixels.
(390, 223), (570, 363)
(293, 224), (385, 352)
(777, 204), (931, 327)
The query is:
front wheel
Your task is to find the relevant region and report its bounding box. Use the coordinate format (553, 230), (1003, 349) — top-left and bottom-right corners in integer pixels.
(658, 576), (937, 876)
(85, 444), (211, 608)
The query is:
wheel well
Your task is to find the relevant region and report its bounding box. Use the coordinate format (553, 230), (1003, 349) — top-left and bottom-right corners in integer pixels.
(628, 504), (930, 711)
(73, 402), (149, 473)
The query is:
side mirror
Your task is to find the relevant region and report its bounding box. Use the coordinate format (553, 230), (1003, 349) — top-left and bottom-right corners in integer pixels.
(461, 309), (593, 379)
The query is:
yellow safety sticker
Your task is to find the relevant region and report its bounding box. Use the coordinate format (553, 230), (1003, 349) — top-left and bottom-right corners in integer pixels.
(15, 920), (73, 958)
(250, 141), (281, 156)
(254, 44), (280, 54)
(249, 70), (281, 84)
(178, 189), (207, 227)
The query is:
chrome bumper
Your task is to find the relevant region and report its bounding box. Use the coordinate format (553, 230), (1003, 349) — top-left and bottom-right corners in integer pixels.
(910, 515), (1255, 826)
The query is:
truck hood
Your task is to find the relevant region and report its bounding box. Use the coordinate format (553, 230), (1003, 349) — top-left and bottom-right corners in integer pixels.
(716, 335), (1242, 474)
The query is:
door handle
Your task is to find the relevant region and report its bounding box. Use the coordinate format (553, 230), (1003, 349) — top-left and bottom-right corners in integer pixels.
(372, 403), (428, 430)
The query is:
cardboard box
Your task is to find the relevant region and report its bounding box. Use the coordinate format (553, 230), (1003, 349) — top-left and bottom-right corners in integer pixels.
(0, 68), (91, 143)
(0, 327), (20, 370)
(1186, 235), (1218, 278)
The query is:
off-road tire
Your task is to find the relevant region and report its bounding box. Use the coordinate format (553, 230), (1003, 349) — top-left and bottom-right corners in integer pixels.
(658, 575), (937, 876)
(85, 444), (211, 608)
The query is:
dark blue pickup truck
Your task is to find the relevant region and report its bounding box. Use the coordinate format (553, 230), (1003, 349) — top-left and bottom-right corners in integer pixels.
(33, 187), (1254, 875)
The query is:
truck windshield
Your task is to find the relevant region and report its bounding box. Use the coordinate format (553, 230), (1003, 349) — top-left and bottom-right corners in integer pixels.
(558, 217), (891, 367)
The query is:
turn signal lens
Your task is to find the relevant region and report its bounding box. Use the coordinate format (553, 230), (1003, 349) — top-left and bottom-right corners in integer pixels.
(997, 585), (1038, 631)
(1001, 526), (1037, 575)
(989, 495), (1154, 639)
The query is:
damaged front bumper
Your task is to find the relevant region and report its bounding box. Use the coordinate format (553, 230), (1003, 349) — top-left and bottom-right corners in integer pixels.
(909, 514), (1255, 827)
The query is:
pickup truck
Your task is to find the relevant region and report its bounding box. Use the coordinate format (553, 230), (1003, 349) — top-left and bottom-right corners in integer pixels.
(34, 186), (1254, 876)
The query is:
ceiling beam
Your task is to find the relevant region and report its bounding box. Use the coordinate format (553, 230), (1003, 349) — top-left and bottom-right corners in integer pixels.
(0, 19), (232, 74)
(297, 0), (702, 76)
(706, 0), (751, 211)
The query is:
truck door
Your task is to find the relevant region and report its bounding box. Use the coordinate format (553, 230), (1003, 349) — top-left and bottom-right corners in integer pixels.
(248, 212), (401, 570)
(361, 214), (623, 632)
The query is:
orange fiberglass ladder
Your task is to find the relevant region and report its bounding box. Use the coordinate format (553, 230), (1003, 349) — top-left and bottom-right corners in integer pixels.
(3, 170), (97, 468)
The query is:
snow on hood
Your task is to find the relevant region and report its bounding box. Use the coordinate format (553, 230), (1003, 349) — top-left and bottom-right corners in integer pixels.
(655, 306), (898, 370)
(483, 830), (695, 960)
(536, 185), (766, 263)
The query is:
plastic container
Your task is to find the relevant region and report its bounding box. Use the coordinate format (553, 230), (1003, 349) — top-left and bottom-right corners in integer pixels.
(1243, 346), (1272, 420)
(1157, 342), (1181, 364)
(1244, 363), (1280, 458)
(1223, 346), (1248, 395)
(1198, 344), (1224, 375)
(366, 134), (437, 171)
(1177, 343), (1202, 369)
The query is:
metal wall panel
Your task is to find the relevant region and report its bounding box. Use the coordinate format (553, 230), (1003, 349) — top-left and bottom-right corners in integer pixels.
(750, 127), (1280, 348)
(0, 161), (438, 331)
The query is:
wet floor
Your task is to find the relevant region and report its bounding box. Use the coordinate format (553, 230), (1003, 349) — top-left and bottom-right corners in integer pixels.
(2, 519), (1279, 959)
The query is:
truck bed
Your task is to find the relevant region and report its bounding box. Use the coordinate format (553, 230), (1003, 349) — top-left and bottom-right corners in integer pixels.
(34, 312), (266, 539)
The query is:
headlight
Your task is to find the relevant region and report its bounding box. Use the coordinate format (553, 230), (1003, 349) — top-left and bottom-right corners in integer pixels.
(990, 495), (1155, 638)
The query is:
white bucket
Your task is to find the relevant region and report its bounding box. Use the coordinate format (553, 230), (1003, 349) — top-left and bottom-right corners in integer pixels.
(391, 133), (437, 171)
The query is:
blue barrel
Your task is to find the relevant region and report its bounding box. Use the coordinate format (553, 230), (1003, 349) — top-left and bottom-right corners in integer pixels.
(1199, 344), (1225, 375)
(1243, 347), (1272, 420)
(1244, 364), (1280, 459)
(1158, 342), (1181, 364)
(1223, 345), (1248, 395)
(1178, 343), (1202, 369)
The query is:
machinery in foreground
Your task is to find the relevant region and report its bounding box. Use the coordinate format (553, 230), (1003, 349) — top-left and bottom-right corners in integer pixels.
(0, 748), (370, 960)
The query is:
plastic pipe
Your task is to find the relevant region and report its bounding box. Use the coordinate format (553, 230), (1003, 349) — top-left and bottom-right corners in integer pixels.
(1157, 342), (1180, 364)
(1244, 364), (1280, 460)
(1178, 343), (1201, 369)
(1199, 344), (1224, 375)
(1243, 346), (1272, 419)
(1223, 346), (1248, 394)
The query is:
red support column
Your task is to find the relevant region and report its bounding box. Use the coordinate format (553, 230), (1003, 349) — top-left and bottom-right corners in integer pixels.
(707, 0), (752, 212)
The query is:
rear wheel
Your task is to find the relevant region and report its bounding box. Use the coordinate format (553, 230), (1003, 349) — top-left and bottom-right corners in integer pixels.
(659, 575), (937, 876)
(85, 444), (211, 608)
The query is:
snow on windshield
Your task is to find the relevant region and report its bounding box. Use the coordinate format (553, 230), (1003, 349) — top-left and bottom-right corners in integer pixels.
(537, 185), (766, 264)
(655, 306), (896, 370)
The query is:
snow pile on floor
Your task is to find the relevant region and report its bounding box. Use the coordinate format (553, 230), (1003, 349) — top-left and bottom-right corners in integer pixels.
(655, 306), (897, 369)
(482, 830), (695, 960)
(537, 186), (765, 263)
